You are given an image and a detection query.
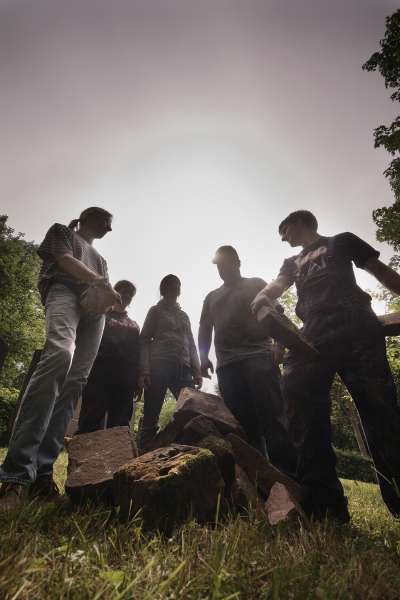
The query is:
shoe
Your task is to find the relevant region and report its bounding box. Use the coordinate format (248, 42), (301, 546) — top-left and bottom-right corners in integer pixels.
(0, 482), (28, 511)
(30, 476), (61, 501)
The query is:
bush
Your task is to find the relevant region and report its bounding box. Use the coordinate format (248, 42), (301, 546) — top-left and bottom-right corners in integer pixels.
(0, 386), (18, 446)
(335, 447), (375, 483)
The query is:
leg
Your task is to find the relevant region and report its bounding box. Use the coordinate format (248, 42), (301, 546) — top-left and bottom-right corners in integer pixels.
(242, 357), (297, 475)
(282, 353), (346, 519)
(77, 360), (110, 434)
(138, 363), (170, 448)
(0, 284), (79, 484)
(107, 384), (135, 428)
(169, 365), (194, 400)
(217, 362), (266, 454)
(339, 335), (400, 516)
(36, 312), (105, 477)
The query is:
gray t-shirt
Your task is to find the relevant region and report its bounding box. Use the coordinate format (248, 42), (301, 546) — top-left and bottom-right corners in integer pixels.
(200, 276), (273, 369)
(37, 223), (109, 303)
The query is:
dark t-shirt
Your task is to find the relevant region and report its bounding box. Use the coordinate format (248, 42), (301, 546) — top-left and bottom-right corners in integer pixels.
(200, 276), (273, 369)
(278, 233), (379, 322)
(37, 223), (109, 303)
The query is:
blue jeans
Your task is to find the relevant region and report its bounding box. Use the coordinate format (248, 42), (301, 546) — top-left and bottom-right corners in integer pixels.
(0, 284), (104, 485)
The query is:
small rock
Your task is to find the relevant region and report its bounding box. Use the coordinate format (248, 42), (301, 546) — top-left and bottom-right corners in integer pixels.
(65, 426), (137, 504)
(265, 482), (297, 525)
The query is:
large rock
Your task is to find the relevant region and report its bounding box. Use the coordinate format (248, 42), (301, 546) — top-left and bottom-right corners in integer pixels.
(65, 426), (137, 504)
(114, 444), (225, 531)
(180, 415), (222, 445)
(230, 464), (261, 511)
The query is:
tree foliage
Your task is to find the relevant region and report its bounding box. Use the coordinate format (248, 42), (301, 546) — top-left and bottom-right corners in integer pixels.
(363, 10), (400, 251)
(0, 216), (45, 390)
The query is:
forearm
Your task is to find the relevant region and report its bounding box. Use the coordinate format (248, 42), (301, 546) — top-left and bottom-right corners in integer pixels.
(56, 254), (103, 284)
(258, 280), (286, 302)
(198, 324), (212, 363)
(365, 259), (400, 296)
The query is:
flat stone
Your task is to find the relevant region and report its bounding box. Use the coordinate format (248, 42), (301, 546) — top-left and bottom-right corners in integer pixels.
(256, 306), (319, 358)
(114, 444), (225, 531)
(192, 434), (235, 489)
(378, 312), (400, 336)
(180, 416), (223, 445)
(65, 426), (137, 504)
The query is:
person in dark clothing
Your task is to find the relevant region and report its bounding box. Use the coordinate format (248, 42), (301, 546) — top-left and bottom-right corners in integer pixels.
(78, 280), (140, 433)
(138, 275), (202, 449)
(252, 210), (400, 521)
(199, 245), (296, 474)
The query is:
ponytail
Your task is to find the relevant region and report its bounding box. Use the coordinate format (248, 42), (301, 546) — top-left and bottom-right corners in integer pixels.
(68, 218), (80, 230)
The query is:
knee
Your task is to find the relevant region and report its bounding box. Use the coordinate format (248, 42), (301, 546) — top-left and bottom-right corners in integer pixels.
(39, 345), (73, 378)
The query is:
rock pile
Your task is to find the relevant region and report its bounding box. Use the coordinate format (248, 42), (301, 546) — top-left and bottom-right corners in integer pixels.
(66, 388), (305, 530)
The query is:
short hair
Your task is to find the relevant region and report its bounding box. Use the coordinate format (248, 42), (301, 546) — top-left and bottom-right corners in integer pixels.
(160, 274), (181, 296)
(212, 245), (240, 265)
(114, 280), (136, 295)
(278, 210), (318, 233)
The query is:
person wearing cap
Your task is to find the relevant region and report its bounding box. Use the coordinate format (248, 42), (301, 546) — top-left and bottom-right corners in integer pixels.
(138, 274), (202, 449)
(0, 207), (120, 510)
(77, 280), (140, 433)
(198, 246), (295, 472)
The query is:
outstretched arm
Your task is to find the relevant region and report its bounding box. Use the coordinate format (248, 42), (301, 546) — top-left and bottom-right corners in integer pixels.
(251, 274), (292, 313)
(364, 258), (400, 296)
(198, 300), (214, 378)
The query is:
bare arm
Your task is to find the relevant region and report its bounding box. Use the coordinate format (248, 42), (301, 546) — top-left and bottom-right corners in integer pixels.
(56, 254), (104, 284)
(138, 308), (157, 377)
(364, 258), (400, 296)
(251, 274), (292, 313)
(198, 310), (214, 378)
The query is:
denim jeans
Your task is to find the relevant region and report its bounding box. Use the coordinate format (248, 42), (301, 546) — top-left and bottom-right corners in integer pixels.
(138, 360), (194, 448)
(282, 307), (400, 518)
(0, 284), (104, 484)
(217, 356), (296, 476)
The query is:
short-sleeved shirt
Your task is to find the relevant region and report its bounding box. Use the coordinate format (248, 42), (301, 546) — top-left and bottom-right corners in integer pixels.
(37, 223), (109, 303)
(278, 232), (380, 322)
(200, 276), (273, 369)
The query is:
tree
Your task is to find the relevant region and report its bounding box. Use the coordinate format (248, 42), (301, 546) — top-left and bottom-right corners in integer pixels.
(0, 216), (45, 391)
(363, 10), (400, 256)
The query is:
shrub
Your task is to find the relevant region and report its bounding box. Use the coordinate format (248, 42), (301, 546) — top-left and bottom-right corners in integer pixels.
(0, 386), (18, 446)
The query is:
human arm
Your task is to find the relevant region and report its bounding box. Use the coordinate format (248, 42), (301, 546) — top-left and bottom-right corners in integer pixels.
(188, 325), (202, 388)
(364, 258), (400, 296)
(251, 274), (292, 313)
(198, 298), (214, 378)
(138, 307), (158, 388)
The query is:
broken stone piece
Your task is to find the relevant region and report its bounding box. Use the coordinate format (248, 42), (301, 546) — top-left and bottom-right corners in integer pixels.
(265, 482), (297, 525)
(65, 426), (137, 504)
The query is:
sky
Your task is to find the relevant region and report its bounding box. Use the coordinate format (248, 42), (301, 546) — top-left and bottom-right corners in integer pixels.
(1, 0), (399, 379)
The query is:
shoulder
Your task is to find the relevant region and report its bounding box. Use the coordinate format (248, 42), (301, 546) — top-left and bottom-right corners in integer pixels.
(204, 285), (224, 303)
(44, 223), (73, 240)
(245, 276), (267, 288)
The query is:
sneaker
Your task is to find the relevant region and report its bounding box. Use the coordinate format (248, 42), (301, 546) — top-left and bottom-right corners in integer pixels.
(0, 482), (28, 511)
(30, 476), (61, 501)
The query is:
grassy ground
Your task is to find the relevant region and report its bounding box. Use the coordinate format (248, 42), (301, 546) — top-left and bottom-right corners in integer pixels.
(0, 450), (400, 600)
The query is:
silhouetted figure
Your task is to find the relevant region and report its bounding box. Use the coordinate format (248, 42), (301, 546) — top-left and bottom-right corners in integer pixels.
(77, 280), (140, 433)
(252, 210), (400, 521)
(138, 275), (202, 449)
(0, 207), (120, 510)
(199, 245), (295, 474)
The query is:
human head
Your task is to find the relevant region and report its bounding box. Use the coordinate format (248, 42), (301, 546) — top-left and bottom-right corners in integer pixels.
(69, 207), (113, 239)
(160, 274), (181, 301)
(114, 280), (136, 309)
(212, 245), (241, 283)
(278, 210), (318, 247)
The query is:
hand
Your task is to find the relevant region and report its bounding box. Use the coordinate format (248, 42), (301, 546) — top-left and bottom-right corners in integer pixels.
(201, 358), (214, 379)
(137, 374), (151, 390)
(193, 374), (203, 389)
(251, 291), (273, 314)
(271, 344), (285, 366)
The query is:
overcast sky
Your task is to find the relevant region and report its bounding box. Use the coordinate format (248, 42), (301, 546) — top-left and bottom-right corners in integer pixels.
(2, 0), (399, 368)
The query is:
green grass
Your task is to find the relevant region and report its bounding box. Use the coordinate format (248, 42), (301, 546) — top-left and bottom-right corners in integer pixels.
(0, 449), (400, 599)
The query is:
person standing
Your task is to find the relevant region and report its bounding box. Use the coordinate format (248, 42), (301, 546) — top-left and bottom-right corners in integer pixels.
(138, 275), (202, 449)
(198, 245), (295, 474)
(252, 210), (400, 521)
(0, 207), (120, 509)
(77, 280), (140, 433)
